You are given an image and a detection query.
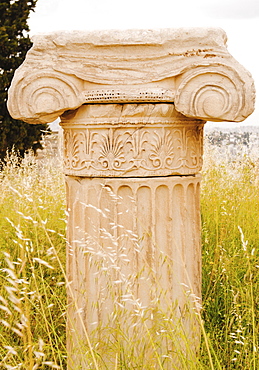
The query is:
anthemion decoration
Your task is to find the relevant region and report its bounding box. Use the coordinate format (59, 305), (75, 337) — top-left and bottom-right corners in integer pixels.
(8, 28), (255, 369)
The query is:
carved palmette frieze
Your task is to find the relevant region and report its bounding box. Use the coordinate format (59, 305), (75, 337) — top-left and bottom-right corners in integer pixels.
(62, 123), (204, 177)
(63, 129), (96, 170)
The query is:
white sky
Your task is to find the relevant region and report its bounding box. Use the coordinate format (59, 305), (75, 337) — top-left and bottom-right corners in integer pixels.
(28, 0), (259, 127)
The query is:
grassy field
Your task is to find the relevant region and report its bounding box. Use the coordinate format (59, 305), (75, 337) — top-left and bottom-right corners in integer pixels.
(0, 138), (258, 369)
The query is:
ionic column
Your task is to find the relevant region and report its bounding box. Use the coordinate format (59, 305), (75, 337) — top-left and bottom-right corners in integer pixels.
(7, 28), (255, 369)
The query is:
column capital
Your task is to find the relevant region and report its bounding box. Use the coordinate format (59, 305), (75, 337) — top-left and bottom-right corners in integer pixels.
(8, 28), (255, 124)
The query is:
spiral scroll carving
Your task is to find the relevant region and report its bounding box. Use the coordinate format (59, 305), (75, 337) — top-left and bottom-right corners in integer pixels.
(8, 71), (83, 124)
(174, 66), (254, 122)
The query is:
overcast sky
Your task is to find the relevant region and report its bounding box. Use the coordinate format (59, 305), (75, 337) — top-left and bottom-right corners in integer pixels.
(28, 0), (259, 126)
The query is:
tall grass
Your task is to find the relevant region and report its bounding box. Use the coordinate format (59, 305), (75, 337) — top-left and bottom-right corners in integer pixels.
(0, 145), (67, 369)
(201, 140), (259, 369)
(0, 136), (258, 369)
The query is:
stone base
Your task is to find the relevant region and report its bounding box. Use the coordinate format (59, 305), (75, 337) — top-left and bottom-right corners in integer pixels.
(66, 175), (201, 369)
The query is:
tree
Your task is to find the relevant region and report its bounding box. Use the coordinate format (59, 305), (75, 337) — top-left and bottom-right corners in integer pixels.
(0, 0), (49, 159)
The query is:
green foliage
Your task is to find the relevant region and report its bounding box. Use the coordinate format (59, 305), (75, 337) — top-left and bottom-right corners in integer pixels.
(0, 0), (49, 159)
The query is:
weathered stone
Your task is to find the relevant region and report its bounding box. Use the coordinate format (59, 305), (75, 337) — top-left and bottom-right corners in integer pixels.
(7, 28), (255, 369)
(8, 28), (254, 124)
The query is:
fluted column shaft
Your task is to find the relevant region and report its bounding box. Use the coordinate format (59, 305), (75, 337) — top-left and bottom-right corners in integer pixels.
(61, 103), (204, 368)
